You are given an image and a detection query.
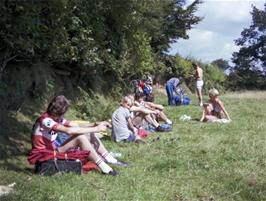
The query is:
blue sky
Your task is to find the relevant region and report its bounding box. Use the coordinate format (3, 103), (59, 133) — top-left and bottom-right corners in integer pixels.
(168, 0), (265, 63)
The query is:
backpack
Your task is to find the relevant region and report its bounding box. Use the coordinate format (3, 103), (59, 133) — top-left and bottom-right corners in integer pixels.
(35, 159), (82, 176)
(143, 85), (152, 96)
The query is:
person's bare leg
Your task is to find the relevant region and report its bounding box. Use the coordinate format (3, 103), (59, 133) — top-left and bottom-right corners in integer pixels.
(133, 113), (159, 128)
(196, 88), (203, 106)
(86, 133), (118, 164)
(58, 135), (114, 174)
(156, 111), (172, 124)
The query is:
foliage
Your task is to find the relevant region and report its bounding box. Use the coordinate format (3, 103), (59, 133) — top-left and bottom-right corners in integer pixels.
(211, 59), (231, 71)
(0, 0), (201, 84)
(229, 4), (266, 90)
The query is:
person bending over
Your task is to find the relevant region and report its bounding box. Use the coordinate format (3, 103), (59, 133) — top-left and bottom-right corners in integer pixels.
(165, 77), (183, 105)
(200, 88), (231, 122)
(31, 95), (127, 176)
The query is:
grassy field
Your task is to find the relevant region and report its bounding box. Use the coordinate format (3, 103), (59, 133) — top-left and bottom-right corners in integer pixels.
(0, 90), (266, 201)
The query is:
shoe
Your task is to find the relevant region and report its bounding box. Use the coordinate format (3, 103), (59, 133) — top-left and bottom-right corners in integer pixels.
(107, 170), (118, 176)
(156, 125), (165, 132)
(135, 139), (146, 144)
(156, 124), (172, 132)
(199, 102), (203, 107)
(112, 160), (128, 167)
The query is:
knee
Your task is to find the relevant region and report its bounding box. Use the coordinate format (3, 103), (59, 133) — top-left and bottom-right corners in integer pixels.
(76, 135), (88, 144)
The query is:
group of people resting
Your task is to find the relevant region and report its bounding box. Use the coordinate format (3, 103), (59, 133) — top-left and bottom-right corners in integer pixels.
(29, 62), (231, 176)
(29, 92), (173, 176)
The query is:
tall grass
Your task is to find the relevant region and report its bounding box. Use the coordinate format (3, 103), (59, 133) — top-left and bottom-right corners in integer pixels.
(0, 90), (266, 201)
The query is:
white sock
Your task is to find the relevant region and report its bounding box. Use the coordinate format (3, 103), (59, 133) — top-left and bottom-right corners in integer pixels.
(102, 151), (118, 164)
(96, 158), (113, 174)
(166, 119), (172, 124)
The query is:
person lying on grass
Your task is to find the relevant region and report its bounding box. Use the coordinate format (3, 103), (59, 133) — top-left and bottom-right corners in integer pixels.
(31, 95), (127, 176)
(127, 94), (170, 132)
(134, 92), (172, 125)
(200, 88), (231, 123)
(111, 96), (146, 143)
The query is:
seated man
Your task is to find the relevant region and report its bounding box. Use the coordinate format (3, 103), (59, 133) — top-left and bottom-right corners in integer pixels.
(128, 94), (171, 132)
(30, 95), (127, 176)
(134, 92), (172, 125)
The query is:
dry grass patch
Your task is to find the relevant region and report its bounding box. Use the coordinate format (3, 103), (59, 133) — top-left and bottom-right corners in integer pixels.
(225, 91), (266, 99)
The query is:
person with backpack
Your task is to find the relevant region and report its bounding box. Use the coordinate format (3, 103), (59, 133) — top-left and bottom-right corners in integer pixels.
(30, 95), (127, 176)
(165, 77), (183, 105)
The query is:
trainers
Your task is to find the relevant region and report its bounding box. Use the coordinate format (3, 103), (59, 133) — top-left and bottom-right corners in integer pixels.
(107, 170), (118, 176)
(156, 125), (165, 132)
(135, 139), (146, 144)
(112, 160), (128, 167)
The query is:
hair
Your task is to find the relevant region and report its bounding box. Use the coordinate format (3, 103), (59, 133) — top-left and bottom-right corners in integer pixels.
(192, 62), (198, 68)
(208, 88), (219, 97)
(145, 94), (155, 102)
(46, 95), (70, 116)
(134, 92), (145, 101)
(120, 96), (132, 106)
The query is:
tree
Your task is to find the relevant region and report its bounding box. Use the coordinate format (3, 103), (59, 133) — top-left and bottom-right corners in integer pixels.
(211, 59), (231, 71)
(232, 4), (266, 73)
(229, 4), (266, 89)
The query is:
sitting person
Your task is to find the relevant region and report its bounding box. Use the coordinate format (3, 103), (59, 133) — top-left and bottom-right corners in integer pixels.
(30, 95), (127, 176)
(127, 94), (171, 132)
(111, 96), (145, 143)
(134, 92), (172, 125)
(200, 88), (231, 122)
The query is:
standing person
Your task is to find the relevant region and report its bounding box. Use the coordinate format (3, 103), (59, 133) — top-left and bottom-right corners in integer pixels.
(31, 95), (127, 176)
(193, 62), (204, 106)
(165, 77), (183, 105)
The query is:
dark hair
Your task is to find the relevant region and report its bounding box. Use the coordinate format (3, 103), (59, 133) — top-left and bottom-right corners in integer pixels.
(145, 94), (155, 102)
(192, 62), (198, 68)
(134, 92), (145, 101)
(47, 95), (70, 116)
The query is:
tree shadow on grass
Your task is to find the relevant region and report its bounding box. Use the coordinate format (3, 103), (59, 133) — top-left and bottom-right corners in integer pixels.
(0, 111), (32, 161)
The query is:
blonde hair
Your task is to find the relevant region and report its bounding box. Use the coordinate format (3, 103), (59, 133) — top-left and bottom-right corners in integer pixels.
(208, 88), (219, 97)
(120, 96), (132, 106)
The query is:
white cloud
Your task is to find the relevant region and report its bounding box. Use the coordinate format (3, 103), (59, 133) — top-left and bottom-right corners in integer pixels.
(168, 0), (265, 62)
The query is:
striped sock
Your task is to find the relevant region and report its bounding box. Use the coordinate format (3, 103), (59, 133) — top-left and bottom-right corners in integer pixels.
(96, 157), (113, 174)
(102, 151), (118, 164)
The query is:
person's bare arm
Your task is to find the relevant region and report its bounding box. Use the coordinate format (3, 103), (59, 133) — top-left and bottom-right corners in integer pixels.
(68, 120), (111, 128)
(145, 102), (164, 110)
(54, 124), (107, 135)
(200, 109), (206, 122)
(218, 100), (231, 120)
(128, 117), (138, 135)
(130, 105), (157, 115)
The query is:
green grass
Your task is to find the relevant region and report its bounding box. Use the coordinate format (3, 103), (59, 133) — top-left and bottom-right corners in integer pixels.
(1, 90), (266, 201)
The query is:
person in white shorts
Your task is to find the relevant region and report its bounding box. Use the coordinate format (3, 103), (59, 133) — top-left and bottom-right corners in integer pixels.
(193, 62), (204, 106)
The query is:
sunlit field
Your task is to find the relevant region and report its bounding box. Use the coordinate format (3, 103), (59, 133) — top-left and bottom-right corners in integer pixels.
(1, 90), (266, 201)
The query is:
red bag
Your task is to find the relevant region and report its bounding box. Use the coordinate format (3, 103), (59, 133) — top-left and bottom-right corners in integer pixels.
(138, 128), (149, 138)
